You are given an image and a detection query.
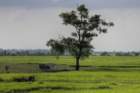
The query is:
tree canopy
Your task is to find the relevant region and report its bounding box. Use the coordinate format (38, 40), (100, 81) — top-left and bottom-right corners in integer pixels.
(47, 4), (114, 70)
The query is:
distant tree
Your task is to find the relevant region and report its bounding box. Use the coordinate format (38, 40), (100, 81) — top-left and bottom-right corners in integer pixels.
(47, 4), (114, 70)
(100, 52), (110, 56)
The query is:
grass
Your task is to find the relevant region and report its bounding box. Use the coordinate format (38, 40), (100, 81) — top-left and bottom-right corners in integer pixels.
(0, 56), (140, 66)
(0, 56), (140, 93)
(0, 71), (140, 93)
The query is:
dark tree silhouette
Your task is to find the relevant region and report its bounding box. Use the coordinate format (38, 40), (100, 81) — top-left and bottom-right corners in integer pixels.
(47, 4), (114, 70)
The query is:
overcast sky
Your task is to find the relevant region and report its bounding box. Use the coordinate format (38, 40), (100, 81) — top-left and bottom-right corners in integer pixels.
(0, 0), (140, 51)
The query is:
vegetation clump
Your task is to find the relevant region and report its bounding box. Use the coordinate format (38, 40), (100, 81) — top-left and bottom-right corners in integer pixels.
(13, 76), (35, 82)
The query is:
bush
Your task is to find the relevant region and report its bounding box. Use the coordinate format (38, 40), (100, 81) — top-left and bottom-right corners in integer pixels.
(97, 85), (111, 89)
(0, 78), (4, 82)
(13, 76), (35, 82)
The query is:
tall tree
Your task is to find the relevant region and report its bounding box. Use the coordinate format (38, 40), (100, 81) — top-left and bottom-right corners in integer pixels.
(47, 4), (114, 70)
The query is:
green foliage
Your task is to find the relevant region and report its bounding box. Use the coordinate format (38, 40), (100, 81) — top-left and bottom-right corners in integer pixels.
(47, 39), (65, 55)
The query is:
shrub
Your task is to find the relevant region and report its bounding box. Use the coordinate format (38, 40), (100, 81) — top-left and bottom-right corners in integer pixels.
(0, 78), (4, 82)
(13, 76), (35, 82)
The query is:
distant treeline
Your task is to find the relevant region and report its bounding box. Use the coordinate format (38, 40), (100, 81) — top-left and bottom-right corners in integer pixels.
(0, 49), (139, 56)
(0, 49), (49, 56)
(93, 51), (140, 56)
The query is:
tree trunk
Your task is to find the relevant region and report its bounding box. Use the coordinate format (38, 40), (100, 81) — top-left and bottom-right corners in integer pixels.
(76, 57), (80, 71)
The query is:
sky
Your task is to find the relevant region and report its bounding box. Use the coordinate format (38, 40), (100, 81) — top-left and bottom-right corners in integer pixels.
(0, 0), (140, 51)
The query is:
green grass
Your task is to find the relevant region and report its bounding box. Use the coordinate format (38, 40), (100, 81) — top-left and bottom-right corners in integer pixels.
(0, 56), (140, 66)
(0, 56), (140, 93)
(0, 71), (140, 93)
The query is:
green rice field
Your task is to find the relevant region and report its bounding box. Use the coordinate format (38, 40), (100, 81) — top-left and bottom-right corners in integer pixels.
(0, 56), (140, 93)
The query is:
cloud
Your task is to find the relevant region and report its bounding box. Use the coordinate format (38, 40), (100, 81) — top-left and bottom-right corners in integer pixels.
(0, 6), (139, 51)
(93, 8), (140, 51)
(0, 7), (72, 49)
(0, 0), (140, 9)
(79, 0), (140, 9)
(51, 0), (62, 3)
